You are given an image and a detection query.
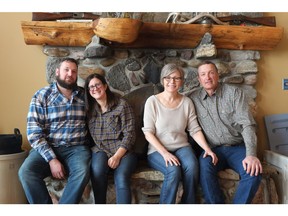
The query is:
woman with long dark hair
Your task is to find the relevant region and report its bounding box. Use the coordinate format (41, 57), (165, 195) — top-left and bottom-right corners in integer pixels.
(84, 73), (137, 204)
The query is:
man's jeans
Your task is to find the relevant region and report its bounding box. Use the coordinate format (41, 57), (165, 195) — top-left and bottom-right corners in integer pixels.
(90, 151), (137, 204)
(147, 146), (198, 204)
(18, 145), (91, 204)
(199, 145), (262, 204)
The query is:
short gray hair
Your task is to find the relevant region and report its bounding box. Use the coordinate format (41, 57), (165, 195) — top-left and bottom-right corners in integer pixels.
(160, 63), (184, 85)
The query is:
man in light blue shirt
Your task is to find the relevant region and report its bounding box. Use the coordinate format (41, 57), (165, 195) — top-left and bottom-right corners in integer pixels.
(19, 57), (91, 204)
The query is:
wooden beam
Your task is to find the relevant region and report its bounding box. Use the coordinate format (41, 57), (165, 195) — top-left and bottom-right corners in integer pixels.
(21, 19), (284, 50)
(21, 21), (95, 46)
(92, 18), (143, 43)
(100, 21), (284, 50)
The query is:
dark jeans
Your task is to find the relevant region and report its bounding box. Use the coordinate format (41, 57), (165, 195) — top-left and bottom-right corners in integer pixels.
(90, 151), (137, 204)
(18, 145), (91, 204)
(199, 144), (262, 204)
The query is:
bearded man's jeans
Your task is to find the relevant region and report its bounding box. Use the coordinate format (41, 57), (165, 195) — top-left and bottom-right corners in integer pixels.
(18, 145), (91, 204)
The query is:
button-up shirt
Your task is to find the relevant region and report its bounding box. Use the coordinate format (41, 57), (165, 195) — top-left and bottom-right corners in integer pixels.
(88, 98), (135, 157)
(190, 83), (257, 156)
(27, 82), (88, 162)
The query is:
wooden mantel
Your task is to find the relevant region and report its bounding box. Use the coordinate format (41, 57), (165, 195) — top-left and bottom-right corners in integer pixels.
(101, 21), (284, 50)
(21, 18), (284, 50)
(21, 21), (95, 47)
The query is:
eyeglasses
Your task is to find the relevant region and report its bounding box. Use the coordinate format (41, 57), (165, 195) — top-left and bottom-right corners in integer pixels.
(163, 76), (183, 82)
(88, 83), (102, 91)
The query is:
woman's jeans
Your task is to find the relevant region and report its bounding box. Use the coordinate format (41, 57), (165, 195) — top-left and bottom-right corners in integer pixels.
(147, 146), (198, 204)
(18, 145), (91, 204)
(90, 151), (137, 204)
(199, 145), (262, 204)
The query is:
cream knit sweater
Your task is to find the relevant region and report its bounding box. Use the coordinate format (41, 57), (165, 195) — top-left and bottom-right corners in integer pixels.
(142, 95), (202, 155)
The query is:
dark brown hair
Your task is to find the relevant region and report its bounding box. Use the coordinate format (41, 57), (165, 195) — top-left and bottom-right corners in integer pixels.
(84, 73), (120, 118)
(57, 57), (79, 69)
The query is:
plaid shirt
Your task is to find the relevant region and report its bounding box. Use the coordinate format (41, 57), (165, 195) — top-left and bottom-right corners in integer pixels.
(190, 83), (257, 156)
(27, 82), (87, 162)
(88, 98), (136, 157)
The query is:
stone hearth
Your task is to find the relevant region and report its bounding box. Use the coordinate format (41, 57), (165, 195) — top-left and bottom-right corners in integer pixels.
(45, 163), (279, 204)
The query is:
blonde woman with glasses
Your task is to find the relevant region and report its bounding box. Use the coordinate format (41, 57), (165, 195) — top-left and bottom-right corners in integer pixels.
(142, 63), (217, 204)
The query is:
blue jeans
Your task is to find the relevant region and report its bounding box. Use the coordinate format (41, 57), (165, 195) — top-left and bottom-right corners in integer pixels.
(147, 146), (198, 204)
(199, 145), (262, 204)
(18, 145), (91, 204)
(90, 151), (137, 204)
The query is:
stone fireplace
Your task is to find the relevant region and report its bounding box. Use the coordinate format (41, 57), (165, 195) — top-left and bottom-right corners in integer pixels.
(22, 12), (283, 204)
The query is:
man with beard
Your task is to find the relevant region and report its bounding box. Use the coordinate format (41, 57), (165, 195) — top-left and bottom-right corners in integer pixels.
(18, 58), (91, 204)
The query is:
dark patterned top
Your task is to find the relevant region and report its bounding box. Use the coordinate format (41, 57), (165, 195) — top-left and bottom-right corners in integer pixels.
(88, 98), (136, 157)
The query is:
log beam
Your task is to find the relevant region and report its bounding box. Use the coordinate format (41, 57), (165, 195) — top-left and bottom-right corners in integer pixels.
(100, 21), (284, 50)
(21, 20), (283, 50)
(21, 21), (94, 47)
